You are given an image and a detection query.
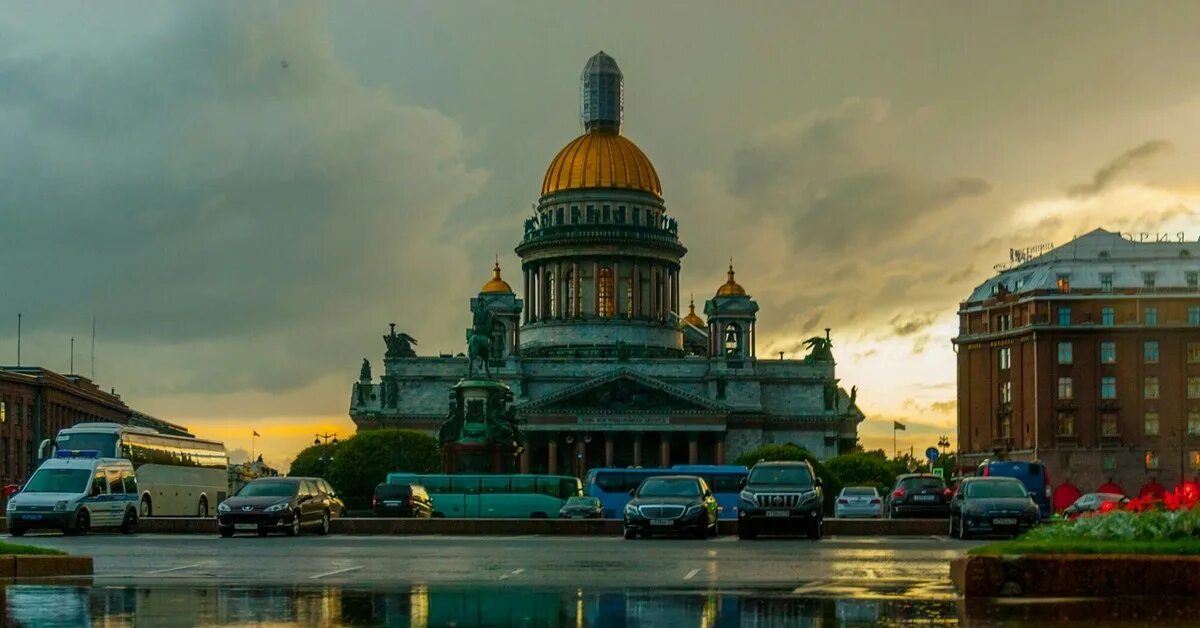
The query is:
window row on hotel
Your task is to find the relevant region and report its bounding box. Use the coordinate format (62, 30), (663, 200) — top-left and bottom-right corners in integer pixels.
(1057, 306), (1200, 326)
(1049, 375), (1200, 400)
(1049, 270), (1199, 294)
(1049, 340), (1200, 365)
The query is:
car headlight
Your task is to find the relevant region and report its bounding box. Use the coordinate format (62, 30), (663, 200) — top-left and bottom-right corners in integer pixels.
(739, 490), (755, 503)
(265, 502), (290, 513)
(217, 502), (230, 513)
(624, 504), (639, 517)
(54, 500), (69, 512)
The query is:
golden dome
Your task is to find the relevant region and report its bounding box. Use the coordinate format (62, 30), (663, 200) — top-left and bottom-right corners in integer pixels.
(680, 295), (705, 328)
(480, 261), (513, 294)
(715, 263), (746, 297)
(541, 129), (662, 197)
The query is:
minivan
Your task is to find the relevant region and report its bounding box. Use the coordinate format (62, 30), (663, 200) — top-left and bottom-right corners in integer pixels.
(6, 451), (139, 536)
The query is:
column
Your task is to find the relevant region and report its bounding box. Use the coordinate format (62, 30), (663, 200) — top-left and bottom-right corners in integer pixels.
(548, 436), (558, 475)
(672, 269), (680, 315)
(556, 261), (563, 319)
(604, 434), (615, 467)
(659, 435), (671, 467)
(537, 265), (546, 321)
(715, 437), (726, 465)
(574, 261), (581, 317)
(633, 433), (643, 467)
(592, 261), (599, 316)
(519, 446), (530, 474)
(522, 269), (529, 324)
(632, 265), (640, 318)
(688, 433), (699, 464)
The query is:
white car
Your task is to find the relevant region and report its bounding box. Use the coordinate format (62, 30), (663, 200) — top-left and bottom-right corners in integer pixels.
(6, 451), (139, 536)
(834, 486), (883, 518)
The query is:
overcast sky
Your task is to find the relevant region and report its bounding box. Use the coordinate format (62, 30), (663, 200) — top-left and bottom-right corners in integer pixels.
(4, 1), (1200, 468)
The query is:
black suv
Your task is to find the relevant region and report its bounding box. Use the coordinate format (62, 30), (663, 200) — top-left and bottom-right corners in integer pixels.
(736, 461), (823, 539)
(372, 483), (433, 518)
(886, 474), (951, 518)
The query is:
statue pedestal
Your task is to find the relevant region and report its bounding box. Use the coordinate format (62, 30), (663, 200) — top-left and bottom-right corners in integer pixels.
(439, 378), (523, 474)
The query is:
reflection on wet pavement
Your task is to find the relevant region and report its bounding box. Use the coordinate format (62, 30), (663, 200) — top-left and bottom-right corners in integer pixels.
(7, 584), (1200, 626)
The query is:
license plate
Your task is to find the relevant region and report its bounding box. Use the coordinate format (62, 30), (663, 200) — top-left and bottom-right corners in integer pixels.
(234, 524), (258, 531)
(383, 501), (401, 506)
(21, 514), (42, 520)
(766, 510), (789, 517)
(993, 517), (1018, 526)
(650, 519), (673, 526)
(914, 495), (936, 502)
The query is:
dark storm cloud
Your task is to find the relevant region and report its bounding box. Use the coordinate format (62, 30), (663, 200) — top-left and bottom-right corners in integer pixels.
(888, 312), (938, 338)
(0, 5), (487, 393)
(1067, 140), (1173, 198)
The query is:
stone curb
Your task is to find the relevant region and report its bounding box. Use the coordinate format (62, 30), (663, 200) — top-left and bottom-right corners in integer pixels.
(130, 517), (948, 536)
(0, 555), (94, 579)
(952, 554), (1200, 597)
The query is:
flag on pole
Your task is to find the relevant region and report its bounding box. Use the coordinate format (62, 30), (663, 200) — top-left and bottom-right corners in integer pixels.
(894, 421), (907, 431)
(253, 430), (261, 437)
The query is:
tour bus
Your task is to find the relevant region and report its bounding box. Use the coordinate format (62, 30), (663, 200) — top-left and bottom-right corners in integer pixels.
(585, 465), (749, 519)
(42, 422), (229, 518)
(385, 473), (582, 518)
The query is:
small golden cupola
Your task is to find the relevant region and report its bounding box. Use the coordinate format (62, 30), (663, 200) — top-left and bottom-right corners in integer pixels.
(681, 294), (705, 328)
(480, 260), (513, 294)
(715, 263), (746, 297)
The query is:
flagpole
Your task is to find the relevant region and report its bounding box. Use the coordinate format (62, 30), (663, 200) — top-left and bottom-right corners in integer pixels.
(893, 424), (897, 459)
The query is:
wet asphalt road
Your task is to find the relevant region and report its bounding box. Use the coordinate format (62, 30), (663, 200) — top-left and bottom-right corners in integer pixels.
(14, 533), (982, 592)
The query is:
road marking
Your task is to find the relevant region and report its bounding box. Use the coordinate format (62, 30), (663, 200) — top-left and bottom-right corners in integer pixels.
(511, 568), (525, 575)
(311, 566), (362, 580)
(683, 568), (700, 581)
(148, 562), (205, 574)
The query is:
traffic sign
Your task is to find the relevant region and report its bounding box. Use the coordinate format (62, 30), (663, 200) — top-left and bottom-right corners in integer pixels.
(925, 447), (940, 462)
(932, 468), (944, 478)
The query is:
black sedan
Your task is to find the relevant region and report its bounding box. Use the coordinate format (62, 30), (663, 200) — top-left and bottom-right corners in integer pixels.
(887, 474), (952, 518)
(559, 496), (603, 519)
(949, 477), (1041, 539)
(623, 475), (718, 539)
(217, 477), (336, 537)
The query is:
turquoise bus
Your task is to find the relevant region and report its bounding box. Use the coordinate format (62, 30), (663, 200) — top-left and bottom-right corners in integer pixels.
(385, 473), (582, 518)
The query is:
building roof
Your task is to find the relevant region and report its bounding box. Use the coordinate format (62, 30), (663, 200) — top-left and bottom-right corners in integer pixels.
(480, 261), (513, 294)
(965, 228), (1200, 303)
(680, 295), (705, 328)
(715, 264), (747, 297)
(541, 129), (662, 198)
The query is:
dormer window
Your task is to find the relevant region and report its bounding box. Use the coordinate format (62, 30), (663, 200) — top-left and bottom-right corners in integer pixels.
(1143, 272), (1157, 289)
(1056, 274), (1070, 293)
(1100, 272), (1113, 292)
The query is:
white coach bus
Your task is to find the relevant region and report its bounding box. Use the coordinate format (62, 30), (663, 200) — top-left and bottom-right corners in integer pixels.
(41, 422), (229, 517)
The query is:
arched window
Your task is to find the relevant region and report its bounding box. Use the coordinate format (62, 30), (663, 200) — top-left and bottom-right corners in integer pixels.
(598, 267), (614, 317)
(724, 323), (741, 356)
(545, 271), (556, 318)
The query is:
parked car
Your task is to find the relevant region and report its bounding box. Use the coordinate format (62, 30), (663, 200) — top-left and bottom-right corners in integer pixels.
(886, 474), (951, 518)
(7, 451), (139, 536)
(735, 461), (824, 539)
(372, 483), (433, 518)
(559, 495), (603, 519)
(975, 460), (1052, 518)
(1062, 492), (1128, 520)
(623, 475), (718, 539)
(949, 477), (1041, 539)
(835, 486), (883, 518)
(292, 477), (345, 518)
(217, 477), (337, 537)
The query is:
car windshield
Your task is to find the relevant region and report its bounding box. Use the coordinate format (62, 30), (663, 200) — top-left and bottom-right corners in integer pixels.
(566, 497), (599, 507)
(638, 478), (701, 497)
(843, 487), (876, 496)
(748, 467), (812, 486)
(966, 481), (1027, 499)
(899, 477), (944, 490)
(237, 481), (296, 498)
(23, 468), (91, 493)
(55, 433), (119, 458)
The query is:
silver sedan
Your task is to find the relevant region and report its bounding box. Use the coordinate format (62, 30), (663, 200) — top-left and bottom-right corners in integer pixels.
(834, 486), (883, 518)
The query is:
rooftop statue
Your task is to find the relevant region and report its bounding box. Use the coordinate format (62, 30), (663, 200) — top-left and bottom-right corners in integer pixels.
(359, 358), (371, 381)
(803, 329), (835, 363)
(383, 324), (418, 358)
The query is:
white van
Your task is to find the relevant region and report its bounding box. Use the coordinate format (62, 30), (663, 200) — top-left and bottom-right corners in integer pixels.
(6, 451), (139, 536)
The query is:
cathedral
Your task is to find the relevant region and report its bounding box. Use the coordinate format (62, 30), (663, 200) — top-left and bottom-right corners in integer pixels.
(350, 52), (863, 475)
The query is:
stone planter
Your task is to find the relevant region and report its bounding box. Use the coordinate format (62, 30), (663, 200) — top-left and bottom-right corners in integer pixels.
(953, 554), (1200, 597)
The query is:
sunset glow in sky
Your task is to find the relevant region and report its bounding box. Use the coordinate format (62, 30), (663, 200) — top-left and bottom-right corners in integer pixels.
(5, 2), (1200, 469)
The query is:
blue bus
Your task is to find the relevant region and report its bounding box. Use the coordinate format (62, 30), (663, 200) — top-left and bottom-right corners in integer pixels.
(976, 460), (1052, 518)
(386, 473), (581, 518)
(584, 465), (748, 519)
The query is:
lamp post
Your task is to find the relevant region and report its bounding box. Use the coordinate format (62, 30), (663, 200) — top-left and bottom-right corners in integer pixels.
(314, 432), (339, 477)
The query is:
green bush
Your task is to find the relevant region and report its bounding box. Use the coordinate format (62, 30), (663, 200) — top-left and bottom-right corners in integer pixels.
(824, 451), (906, 494)
(1020, 508), (1200, 543)
(326, 430), (441, 509)
(734, 443), (841, 513)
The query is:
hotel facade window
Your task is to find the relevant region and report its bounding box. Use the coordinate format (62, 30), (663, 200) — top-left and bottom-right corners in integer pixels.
(1058, 307), (1071, 326)
(1102, 413), (1118, 436)
(1145, 307), (1158, 326)
(1100, 341), (1117, 364)
(1144, 412), (1160, 437)
(1190, 306), (1200, 326)
(1057, 412), (1074, 437)
(1190, 342), (1200, 364)
(1000, 381), (1013, 404)
(1103, 454), (1117, 470)
(1190, 411), (1200, 436)
(1143, 272), (1157, 290)
(1102, 306), (1114, 326)
(1057, 377), (1073, 400)
(1190, 376), (1200, 399)
(1145, 450), (1160, 470)
(1144, 341), (1159, 363)
(1101, 376), (1117, 400)
(1057, 341), (1073, 364)
(1057, 274), (1070, 293)
(1100, 272), (1114, 292)
(1189, 271), (1199, 290)
(998, 347), (1011, 370)
(1144, 377), (1160, 399)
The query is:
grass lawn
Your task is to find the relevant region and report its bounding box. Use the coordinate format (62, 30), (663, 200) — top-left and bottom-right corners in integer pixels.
(0, 542), (65, 556)
(970, 538), (1200, 556)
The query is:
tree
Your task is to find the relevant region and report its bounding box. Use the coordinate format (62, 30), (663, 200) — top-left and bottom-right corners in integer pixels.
(288, 443), (335, 478)
(734, 443), (841, 513)
(326, 430), (440, 509)
(824, 451), (906, 494)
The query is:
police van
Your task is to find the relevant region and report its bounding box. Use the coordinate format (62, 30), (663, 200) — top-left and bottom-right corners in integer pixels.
(6, 451), (139, 536)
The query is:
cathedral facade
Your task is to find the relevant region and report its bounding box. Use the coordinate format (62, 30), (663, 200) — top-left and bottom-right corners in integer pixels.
(350, 52), (863, 475)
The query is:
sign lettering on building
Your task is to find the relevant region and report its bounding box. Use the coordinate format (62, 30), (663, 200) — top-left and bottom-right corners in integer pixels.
(1119, 232), (1199, 243)
(577, 416), (670, 426)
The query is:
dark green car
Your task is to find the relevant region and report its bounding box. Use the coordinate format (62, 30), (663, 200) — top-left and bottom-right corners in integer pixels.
(622, 475), (719, 539)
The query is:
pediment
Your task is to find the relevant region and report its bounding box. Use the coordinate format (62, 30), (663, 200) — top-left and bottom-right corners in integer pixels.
(519, 369), (724, 414)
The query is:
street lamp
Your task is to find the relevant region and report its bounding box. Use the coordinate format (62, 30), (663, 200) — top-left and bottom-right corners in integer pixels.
(314, 432), (338, 477)
(938, 435), (951, 473)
